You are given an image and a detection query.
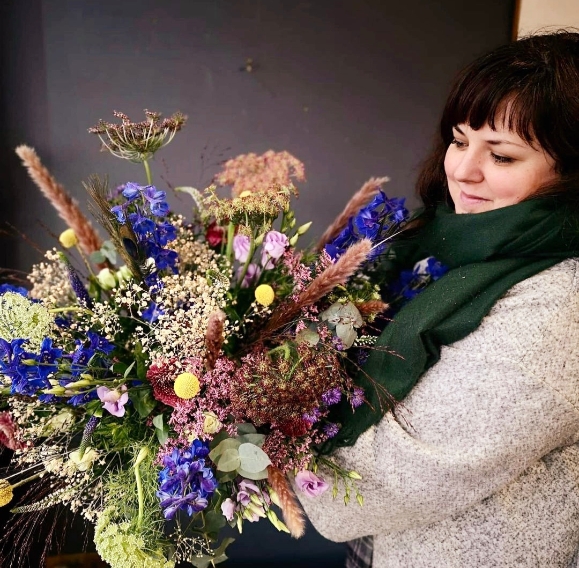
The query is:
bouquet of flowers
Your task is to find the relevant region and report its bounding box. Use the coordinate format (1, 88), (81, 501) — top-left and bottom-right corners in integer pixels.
(0, 111), (425, 567)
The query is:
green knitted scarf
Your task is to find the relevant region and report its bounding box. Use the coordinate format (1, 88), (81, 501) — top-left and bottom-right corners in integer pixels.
(323, 197), (579, 453)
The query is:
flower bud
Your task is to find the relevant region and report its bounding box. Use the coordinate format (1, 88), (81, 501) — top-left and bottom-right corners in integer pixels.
(116, 265), (133, 282)
(296, 222), (312, 235)
(59, 229), (78, 249)
(43, 386), (66, 395)
(348, 471), (362, 480)
(97, 268), (117, 290)
(289, 234), (299, 247)
(254, 233), (265, 246)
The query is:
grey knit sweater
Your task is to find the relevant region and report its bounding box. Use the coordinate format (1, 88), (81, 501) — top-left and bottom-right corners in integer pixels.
(299, 258), (579, 567)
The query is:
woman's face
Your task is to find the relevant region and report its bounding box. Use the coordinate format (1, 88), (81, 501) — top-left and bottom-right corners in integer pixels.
(444, 122), (558, 214)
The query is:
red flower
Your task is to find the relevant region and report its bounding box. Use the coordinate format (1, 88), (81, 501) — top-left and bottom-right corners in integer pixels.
(0, 411), (24, 450)
(205, 222), (225, 247)
(147, 359), (181, 408)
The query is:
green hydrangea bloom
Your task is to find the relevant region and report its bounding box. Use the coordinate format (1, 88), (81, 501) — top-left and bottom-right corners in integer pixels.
(94, 508), (175, 568)
(0, 292), (54, 351)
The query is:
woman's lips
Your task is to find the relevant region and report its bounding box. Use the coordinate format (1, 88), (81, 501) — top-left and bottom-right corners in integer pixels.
(460, 191), (490, 206)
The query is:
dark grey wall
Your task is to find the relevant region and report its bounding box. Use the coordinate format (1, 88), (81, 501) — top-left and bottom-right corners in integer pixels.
(0, 0), (514, 565)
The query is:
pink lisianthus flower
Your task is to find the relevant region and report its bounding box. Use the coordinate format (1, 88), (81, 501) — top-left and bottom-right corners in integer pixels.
(261, 231), (289, 269)
(295, 470), (330, 497)
(233, 234), (251, 263)
(221, 498), (236, 521)
(96, 385), (129, 417)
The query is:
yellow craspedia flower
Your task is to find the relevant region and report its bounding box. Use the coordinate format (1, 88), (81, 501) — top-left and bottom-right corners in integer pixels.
(0, 479), (13, 507)
(255, 284), (275, 307)
(174, 372), (201, 400)
(59, 228), (78, 248)
(239, 190), (252, 198)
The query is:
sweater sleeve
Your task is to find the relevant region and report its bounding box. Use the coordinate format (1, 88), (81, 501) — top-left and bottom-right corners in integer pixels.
(299, 259), (579, 542)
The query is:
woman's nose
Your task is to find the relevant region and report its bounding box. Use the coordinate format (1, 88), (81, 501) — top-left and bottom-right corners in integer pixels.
(453, 149), (484, 183)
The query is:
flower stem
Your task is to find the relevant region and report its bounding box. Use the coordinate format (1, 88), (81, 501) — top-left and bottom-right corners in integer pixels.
(225, 222), (235, 263)
(48, 306), (91, 314)
(143, 159), (153, 185)
(134, 446), (149, 530)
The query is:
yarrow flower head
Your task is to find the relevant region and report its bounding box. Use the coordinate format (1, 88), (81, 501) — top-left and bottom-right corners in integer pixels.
(89, 110), (187, 163)
(0, 292), (54, 352)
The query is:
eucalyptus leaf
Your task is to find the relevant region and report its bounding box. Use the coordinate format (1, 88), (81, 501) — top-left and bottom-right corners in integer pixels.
(236, 423), (257, 435)
(236, 466), (269, 480)
(209, 438), (241, 462)
(237, 433), (266, 447)
(216, 448), (241, 472)
(296, 328), (320, 346)
(89, 250), (106, 264)
(204, 510), (226, 535)
(238, 443), (271, 473)
(335, 323), (357, 349)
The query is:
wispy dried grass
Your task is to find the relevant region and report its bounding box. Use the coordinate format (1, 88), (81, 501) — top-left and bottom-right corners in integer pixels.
(15, 145), (102, 255)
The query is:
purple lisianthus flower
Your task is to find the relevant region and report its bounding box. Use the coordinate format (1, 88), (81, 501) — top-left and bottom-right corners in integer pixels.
(321, 387), (342, 406)
(97, 385), (129, 417)
(295, 470), (330, 497)
(221, 498), (236, 521)
(238, 263), (262, 288)
(261, 231), (289, 269)
(233, 234), (251, 263)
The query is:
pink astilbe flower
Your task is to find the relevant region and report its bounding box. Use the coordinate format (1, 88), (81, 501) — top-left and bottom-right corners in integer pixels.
(0, 411), (24, 450)
(214, 150), (305, 197)
(97, 385), (129, 417)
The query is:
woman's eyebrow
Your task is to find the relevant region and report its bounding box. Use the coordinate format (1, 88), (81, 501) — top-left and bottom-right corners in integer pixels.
(452, 125), (527, 149)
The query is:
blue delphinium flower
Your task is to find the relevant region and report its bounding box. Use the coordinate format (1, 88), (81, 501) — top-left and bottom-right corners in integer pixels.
(388, 256), (448, 306)
(110, 182), (178, 277)
(157, 440), (218, 520)
(0, 284), (28, 297)
(325, 191), (409, 261)
(0, 337), (62, 396)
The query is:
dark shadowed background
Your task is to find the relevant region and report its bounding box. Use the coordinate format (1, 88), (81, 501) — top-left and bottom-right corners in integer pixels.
(0, 0), (513, 566)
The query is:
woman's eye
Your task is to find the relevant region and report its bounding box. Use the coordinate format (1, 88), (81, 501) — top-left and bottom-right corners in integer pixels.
(491, 152), (515, 164)
(451, 138), (466, 148)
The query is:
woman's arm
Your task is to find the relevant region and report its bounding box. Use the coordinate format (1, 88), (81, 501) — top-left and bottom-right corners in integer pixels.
(299, 260), (579, 541)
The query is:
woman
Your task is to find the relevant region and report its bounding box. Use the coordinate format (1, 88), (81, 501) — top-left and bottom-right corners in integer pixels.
(299, 31), (579, 567)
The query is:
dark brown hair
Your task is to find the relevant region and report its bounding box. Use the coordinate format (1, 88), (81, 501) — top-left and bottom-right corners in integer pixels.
(417, 31), (579, 209)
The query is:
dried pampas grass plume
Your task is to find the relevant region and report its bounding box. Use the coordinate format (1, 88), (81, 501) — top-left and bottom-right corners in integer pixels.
(15, 145), (102, 255)
(268, 466), (305, 538)
(317, 176), (390, 250)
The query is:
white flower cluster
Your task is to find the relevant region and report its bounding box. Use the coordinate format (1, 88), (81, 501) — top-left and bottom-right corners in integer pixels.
(143, 271), (230, 360)
(28, 249), (73, 307)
